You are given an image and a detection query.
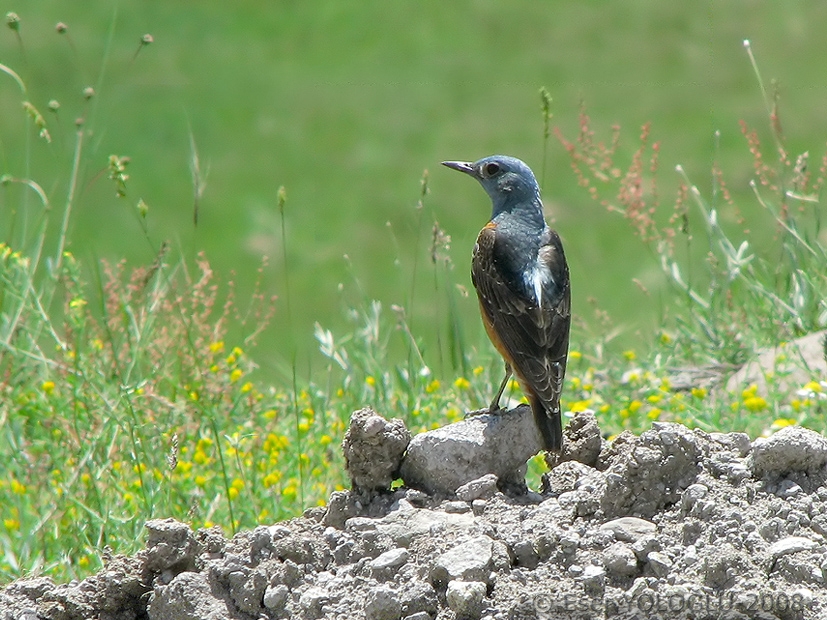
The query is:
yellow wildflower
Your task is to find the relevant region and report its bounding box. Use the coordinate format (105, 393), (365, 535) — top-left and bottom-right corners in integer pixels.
(804, 381), (823, 393)
(263, 472), (281, 488)
(772, 418), (797, 428)
(741, 384), (758, 399)
(743, 396), (767, 412)
(569, 399), (592, 413)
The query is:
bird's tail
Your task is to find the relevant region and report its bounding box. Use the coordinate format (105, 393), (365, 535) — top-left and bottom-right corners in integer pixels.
(528, 392), (562, 452)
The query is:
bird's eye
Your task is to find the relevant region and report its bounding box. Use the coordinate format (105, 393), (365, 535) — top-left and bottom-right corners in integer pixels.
(483, 162), (501, 177)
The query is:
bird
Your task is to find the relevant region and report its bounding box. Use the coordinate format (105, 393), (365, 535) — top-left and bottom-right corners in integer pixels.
(442, 155), (571, 452)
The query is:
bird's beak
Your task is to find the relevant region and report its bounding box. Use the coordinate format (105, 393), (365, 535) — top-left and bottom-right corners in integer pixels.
(441, 160), (475, 176)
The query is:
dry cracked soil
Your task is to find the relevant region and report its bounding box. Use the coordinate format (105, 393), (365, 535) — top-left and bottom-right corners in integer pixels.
(3, 413), (827, 620)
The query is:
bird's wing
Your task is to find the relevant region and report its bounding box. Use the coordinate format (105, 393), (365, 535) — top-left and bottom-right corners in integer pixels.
(472, 225), (571, 410)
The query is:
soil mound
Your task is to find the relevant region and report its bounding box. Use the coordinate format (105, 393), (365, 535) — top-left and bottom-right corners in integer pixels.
(2, 418), (827, 620)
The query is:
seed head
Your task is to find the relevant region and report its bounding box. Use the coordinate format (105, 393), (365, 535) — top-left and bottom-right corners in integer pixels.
(5, 12), (20, 31)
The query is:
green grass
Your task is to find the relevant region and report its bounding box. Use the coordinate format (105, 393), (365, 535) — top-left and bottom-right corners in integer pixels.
(3, 1), (827, 372)
(1, 3), (827, 583)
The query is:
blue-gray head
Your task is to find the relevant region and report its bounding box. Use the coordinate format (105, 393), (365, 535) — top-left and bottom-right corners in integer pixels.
(442, 155), (543, 221)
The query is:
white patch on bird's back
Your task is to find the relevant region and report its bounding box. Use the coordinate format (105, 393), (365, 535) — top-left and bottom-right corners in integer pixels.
(527, 259), (553, 306)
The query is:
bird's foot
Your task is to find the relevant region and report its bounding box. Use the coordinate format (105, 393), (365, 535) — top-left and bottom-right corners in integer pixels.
(464, 406), (500, 419)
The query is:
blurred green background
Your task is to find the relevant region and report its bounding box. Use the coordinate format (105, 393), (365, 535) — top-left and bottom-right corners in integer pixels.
(2, 1), (827, 381)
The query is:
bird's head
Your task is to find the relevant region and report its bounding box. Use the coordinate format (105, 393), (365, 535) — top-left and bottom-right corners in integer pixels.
(442, 155), (542, 220)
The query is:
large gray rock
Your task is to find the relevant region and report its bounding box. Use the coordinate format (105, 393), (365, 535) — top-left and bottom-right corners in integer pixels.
(400, 405), (542, 495)
(749, 425), (827, 477)
(343, 408), (411, 494)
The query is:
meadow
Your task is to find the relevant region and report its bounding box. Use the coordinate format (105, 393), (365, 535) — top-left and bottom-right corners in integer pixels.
(1, 1), (826, 581)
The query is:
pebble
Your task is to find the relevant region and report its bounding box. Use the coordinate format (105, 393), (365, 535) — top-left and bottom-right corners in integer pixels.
(446, 580), (486, 619)
(600, 516), (657, 542)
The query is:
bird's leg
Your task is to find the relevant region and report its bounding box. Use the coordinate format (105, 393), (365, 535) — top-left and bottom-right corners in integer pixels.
(489, 362), (512, 412)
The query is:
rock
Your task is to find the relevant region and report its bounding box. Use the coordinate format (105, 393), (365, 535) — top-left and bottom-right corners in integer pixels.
(700, 543), (752, 589)
(548, 461), (606, 517)
(263, 584), (289, 610)
(680, 483), (709, 514)
(400, 405), (541, 495)
(599, 517), (657, 542)
(577, 565), (605, 595)
(769, 536), (818, 558)
(726, 330), (827, 397)
(750, 426), (827, 477)
(445, 580), (486, 619)
(599, 423), (703, 518)
(364, 585), (401, 620)
(272, 532), (331, 569)
(631, 536), (660, 562)
(343, 408), (411, 494)
(443, 500), (471, 514)
(228, 566), (266, 615)
(374, 506), (474, 548)
(322, 490), (360, 529)
(399, 582), (438, 618)
(371, 548), (410, 571)
(647, 551), (672, 577)
(603, 542), (638, 577)
(299, 585), (329, 616)
(456, 474), (499, 501)
(544, 460), (597, 494)
(145, 518), (200, 575)
(148, 571), (230, 620)
(431, 536), (495, 585)
(511, 539), (540, 570)
(547, 410), (603, 468)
